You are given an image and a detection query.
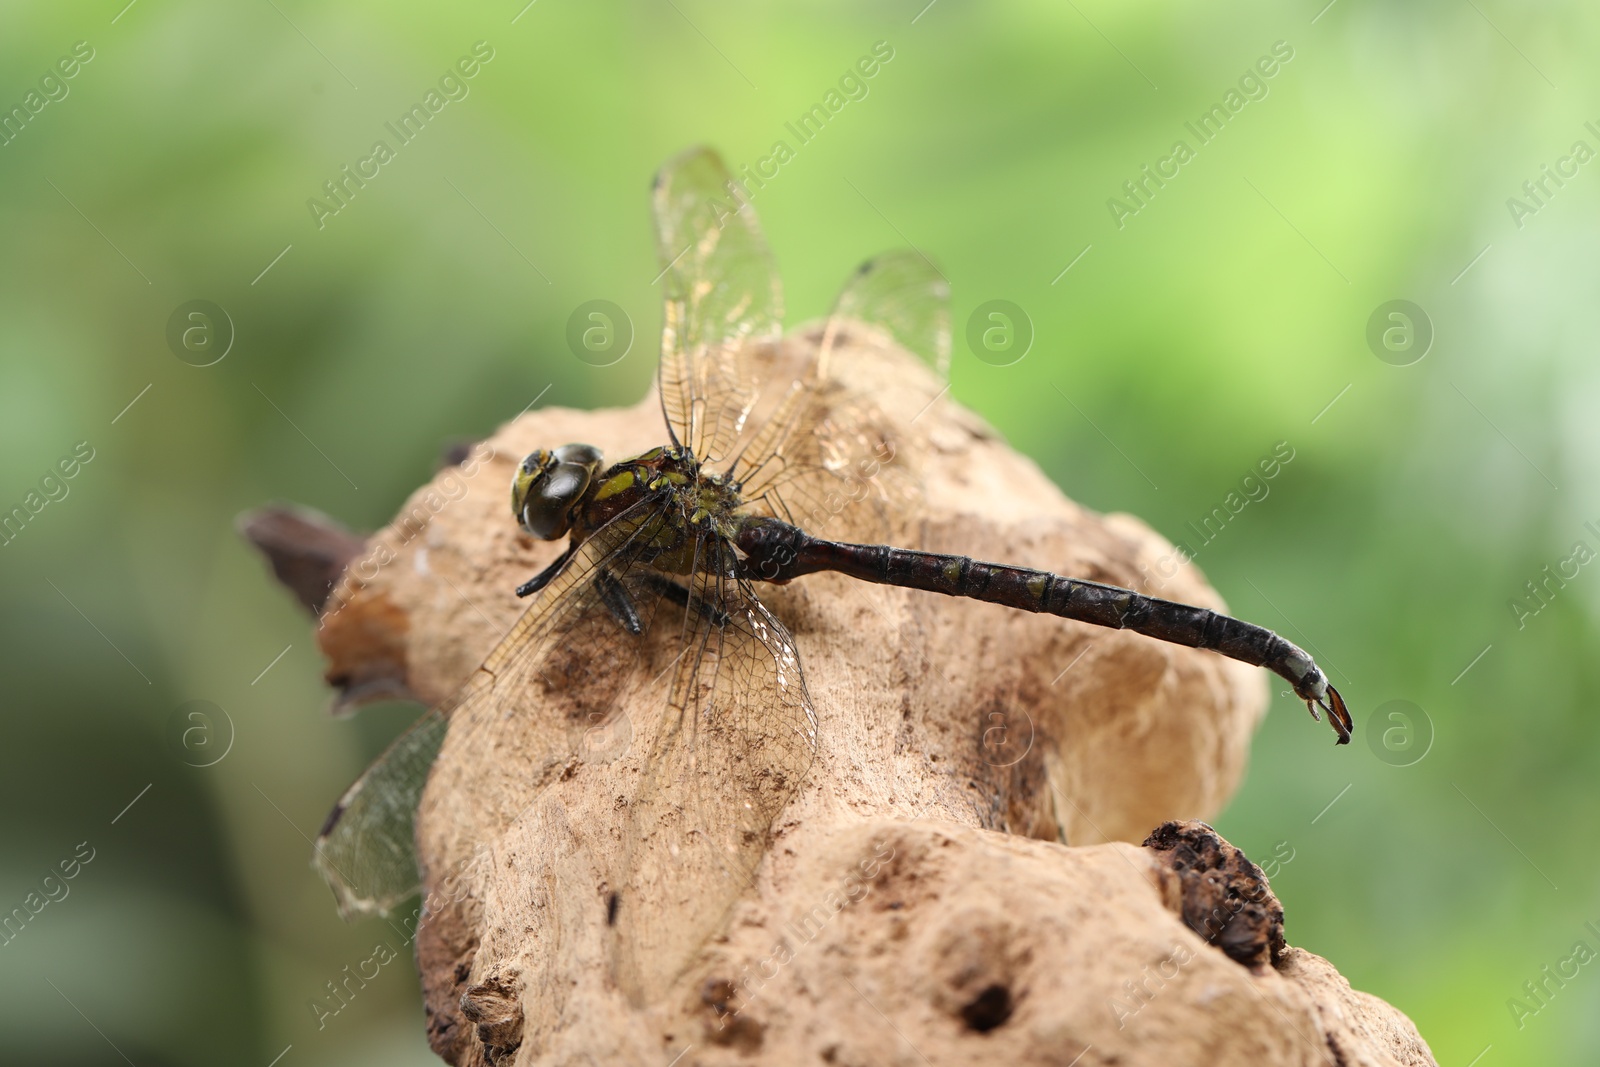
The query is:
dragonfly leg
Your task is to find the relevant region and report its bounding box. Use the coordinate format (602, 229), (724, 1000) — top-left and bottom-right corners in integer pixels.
(594, 569), (644, 635)
(516, 540), (579, 598)
(636, 571), (732, 628)
(588, 569), (730, 636)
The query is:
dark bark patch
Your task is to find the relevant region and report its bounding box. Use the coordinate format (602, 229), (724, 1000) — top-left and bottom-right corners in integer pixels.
(1143, 819), (1286, 969)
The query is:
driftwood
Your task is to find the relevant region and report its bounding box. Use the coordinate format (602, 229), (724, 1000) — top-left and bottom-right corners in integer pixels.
(253, 329), (1435, 1066)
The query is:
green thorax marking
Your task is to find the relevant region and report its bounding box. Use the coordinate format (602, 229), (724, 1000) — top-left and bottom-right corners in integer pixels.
(572, 446), (743, 571)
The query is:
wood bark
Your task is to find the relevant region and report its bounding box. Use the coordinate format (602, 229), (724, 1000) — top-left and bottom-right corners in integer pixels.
(269, 330), (1436, 1066)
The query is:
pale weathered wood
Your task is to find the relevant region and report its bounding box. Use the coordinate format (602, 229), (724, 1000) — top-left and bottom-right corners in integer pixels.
(304, 328), (1433, 1066)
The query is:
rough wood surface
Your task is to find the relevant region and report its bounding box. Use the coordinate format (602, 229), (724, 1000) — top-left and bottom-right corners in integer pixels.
(301, 330), (1434, 1066)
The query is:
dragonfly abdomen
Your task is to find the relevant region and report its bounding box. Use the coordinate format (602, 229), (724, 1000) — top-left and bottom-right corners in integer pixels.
(736, 516), (1350, 743)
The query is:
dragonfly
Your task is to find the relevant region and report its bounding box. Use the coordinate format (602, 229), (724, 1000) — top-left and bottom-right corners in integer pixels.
(313, 145), (1351, 1001)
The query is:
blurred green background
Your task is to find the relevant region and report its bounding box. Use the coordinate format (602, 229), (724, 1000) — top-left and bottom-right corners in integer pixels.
(2, 0), (1596, 1063)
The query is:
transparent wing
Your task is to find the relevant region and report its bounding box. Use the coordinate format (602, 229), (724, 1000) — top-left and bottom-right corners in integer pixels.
(821, 249), (951, 378)
(729, 250), (951, 543)
(312, 499), (672, 917)
(733, 377), (914, 543)
(311, 707), (449, 918)
(614, 554), (817, 1001)
(653, 145), (783, 465)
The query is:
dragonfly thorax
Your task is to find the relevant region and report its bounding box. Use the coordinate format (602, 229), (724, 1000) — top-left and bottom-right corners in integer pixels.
(547, 443), (750, 576)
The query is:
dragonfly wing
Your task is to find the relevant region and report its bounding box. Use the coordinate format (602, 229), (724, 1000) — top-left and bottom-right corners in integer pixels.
(313, 498), (671, 918)
(729, 250), (948, 544)
(822, 248), (951, 378)
(614, 558), (817, 1002)
(652, 146), (783, 465)
(312, 707), (449, 917)
(732, 379), (914, 543)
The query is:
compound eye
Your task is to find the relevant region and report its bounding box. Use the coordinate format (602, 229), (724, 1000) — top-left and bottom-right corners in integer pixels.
(512, 450), (558, 532)
(518, 462), (597, 540)
(511, 445), (603, 540)
(537, 465), (589, 513)
(552, 443), (603, 467)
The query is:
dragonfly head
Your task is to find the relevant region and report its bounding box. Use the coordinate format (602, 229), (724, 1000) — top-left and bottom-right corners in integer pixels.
(512, 443), (605, 540)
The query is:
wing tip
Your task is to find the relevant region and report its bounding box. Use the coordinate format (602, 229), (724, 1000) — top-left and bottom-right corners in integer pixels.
(654, 144), (727, 191)
(310, 830), (419, 922)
